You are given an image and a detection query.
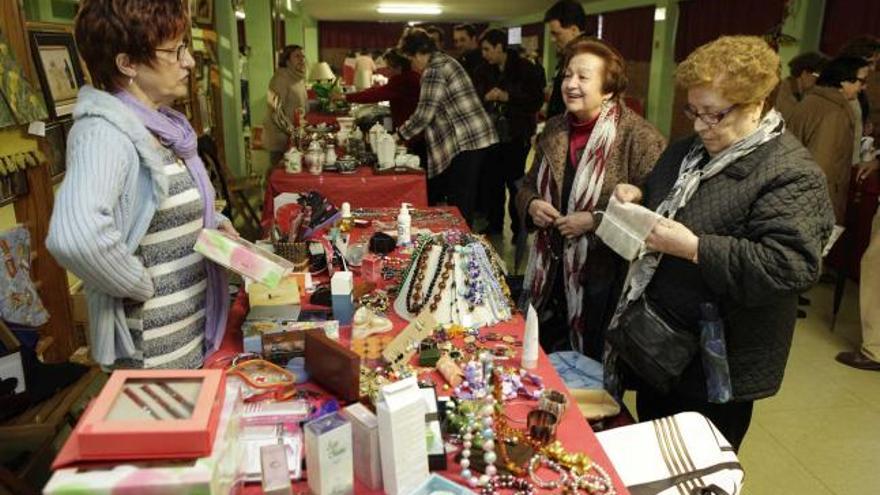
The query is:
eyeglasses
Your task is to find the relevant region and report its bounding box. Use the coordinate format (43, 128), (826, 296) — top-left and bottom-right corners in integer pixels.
(683, 104), (738, 127)
(155, 42), (190, 62)
(855, 76), (869, 84)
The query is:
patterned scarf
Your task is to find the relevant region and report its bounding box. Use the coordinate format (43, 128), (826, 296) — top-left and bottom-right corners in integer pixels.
(521, 101), (621, 343)
(603, 109), (785, 396)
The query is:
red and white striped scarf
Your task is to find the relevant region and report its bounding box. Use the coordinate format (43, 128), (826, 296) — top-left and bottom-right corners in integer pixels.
(522, 101), (621, 345)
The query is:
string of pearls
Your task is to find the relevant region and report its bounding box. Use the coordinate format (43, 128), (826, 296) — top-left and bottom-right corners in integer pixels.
(459, 356), (498, 488)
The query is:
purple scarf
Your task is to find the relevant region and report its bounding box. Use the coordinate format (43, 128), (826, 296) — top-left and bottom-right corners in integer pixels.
(115, 90), (229, 356)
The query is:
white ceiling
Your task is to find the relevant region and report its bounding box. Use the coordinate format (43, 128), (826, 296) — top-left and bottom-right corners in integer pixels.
(297, 0), (557, 23)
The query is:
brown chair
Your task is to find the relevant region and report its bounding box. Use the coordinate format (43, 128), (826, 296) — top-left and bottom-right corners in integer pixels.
(198, 135), (263, 240)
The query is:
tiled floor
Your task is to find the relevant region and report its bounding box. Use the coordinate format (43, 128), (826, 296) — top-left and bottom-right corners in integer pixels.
(486, 226), (880, 495)
(737, 281), (880, 495)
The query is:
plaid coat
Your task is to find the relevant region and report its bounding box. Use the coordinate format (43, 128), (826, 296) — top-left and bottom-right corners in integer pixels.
(398, 52), (498, 178)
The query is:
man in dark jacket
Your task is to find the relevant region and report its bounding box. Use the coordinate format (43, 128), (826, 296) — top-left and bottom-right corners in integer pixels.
(544, 0), (589, 118)
(477, 28), (546, 237)
(454, 23), (485, 84)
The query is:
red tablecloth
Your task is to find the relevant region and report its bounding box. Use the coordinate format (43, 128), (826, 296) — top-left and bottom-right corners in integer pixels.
(262, 167), (429, 228)
(305, 111), (340, 127)
(210, 207), (629, 495)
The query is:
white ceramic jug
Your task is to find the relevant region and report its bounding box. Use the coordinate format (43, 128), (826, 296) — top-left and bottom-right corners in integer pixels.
(369, 123), (384, 152)
(324, 146), (337, 166)
(377, 132), (396, 170)
(284, 147), (302, 173)
(305, 141), (323, 175)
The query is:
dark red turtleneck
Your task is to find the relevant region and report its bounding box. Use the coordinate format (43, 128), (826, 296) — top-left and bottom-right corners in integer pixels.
(568, 112), (600, 167)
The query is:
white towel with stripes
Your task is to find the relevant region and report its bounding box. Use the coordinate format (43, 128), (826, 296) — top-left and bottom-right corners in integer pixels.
(596, 412), (743, 495)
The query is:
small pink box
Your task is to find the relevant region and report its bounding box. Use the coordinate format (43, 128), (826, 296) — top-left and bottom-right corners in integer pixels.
(73, 369), (226, 461)
(362, 254), (383, 282)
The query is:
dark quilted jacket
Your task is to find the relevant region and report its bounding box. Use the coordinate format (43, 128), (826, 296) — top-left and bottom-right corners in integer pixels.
(640, 132), (834, 401)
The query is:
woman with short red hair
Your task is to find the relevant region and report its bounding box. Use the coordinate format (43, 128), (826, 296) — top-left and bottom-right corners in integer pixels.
(47, 0), (236, 370)
(516, 37), (666, 359)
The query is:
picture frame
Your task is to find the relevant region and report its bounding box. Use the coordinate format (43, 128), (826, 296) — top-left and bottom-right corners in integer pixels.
(28, 26), (86, 119)
(192, 0), (214, 26)
(0, 170), (29, 207)
(44, 121), (68, 182)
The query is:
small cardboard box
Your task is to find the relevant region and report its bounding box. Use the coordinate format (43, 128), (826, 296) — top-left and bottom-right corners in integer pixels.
(341, 403), (382, 490)
(194, 229), (294, 287)
(377, 377), (429, 495)
(304, 412), (354, 495)
(72, 369), (226, 461)
(46, 381), (243, 495)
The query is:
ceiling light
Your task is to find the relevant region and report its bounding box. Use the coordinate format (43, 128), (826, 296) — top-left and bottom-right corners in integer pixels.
(654, 7), (667, 21)
(376, 4), (442, 15)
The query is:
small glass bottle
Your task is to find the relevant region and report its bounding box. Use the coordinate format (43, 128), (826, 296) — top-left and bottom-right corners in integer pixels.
(339, 202), (353, 233)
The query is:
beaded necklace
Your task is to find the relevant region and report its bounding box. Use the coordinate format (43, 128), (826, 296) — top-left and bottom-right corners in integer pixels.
(428, 246), (455, 312)
(406, 242), (446, 314)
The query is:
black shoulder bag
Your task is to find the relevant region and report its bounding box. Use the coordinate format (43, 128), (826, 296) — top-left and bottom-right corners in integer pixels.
(608, 296), (699, 394)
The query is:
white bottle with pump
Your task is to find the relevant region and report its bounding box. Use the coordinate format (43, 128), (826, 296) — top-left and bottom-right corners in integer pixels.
(397, 203), (411, 247)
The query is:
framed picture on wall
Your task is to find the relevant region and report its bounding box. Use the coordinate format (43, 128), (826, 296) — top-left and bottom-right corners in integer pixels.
(193, 0), (214, 25)
(28, 26), (87, 119)
(0, 170), (29, 207)
(44, 121), (68, 182)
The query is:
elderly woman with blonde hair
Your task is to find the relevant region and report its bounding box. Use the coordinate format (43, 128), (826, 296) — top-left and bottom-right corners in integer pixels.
(605, 36), (833, 450)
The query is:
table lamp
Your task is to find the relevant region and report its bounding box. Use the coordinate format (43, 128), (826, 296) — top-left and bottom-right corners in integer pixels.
(309, 62), (335, 82)
(309, 62), (340, 112)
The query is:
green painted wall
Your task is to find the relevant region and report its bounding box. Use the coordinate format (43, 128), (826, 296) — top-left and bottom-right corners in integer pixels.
(24, 0), (75, 23)
(646, 0), (679, 137)
(303, 14), (319, 68)
(215, 0), (245, 175)
(282, 2), (306, 47)
(245, 0), (275, 174)
(778, 0), (826, 78)
(582, 0), (657, 15)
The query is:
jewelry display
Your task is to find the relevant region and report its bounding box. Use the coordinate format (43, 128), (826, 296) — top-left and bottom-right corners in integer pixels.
(457, 356), (498, 488)
(538, 389), (568, 421)
(122, 387), (161, 420)
(395, 231), (514, 327)
(526, 410), (558, 445)
(527, 454), (569, 490)
(542, 441), (593, 474)
(570, 461), (616, 494)
(156, 381), (196, 413)
(479, 474), (535, 495)
(139, 384), (185, 419)
(357, 289), (390, 314)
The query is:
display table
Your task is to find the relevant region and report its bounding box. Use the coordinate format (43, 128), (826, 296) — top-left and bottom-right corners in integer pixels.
(209, 207), (629, 495)
(305, 110), (341, 127)
(261, 167), (429, 229)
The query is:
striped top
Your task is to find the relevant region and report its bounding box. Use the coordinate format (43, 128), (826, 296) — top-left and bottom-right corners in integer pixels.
(117, 156), (207, 369)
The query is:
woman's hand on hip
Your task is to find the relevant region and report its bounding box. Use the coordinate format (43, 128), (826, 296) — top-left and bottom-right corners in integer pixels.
(614, 183), (643, 204)
(646, 218), (699, 262)
(528, 199), (561, 228)
(555, 212), (595, 239)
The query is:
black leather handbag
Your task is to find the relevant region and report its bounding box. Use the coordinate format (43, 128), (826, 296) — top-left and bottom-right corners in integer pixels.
(608, 296), (699, 394)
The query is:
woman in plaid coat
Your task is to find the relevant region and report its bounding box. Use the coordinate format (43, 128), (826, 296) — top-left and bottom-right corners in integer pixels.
(398, 28), (498, 226)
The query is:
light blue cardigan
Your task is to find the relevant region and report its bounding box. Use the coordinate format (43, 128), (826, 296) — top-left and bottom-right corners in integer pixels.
(48, 86), (183, 365)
